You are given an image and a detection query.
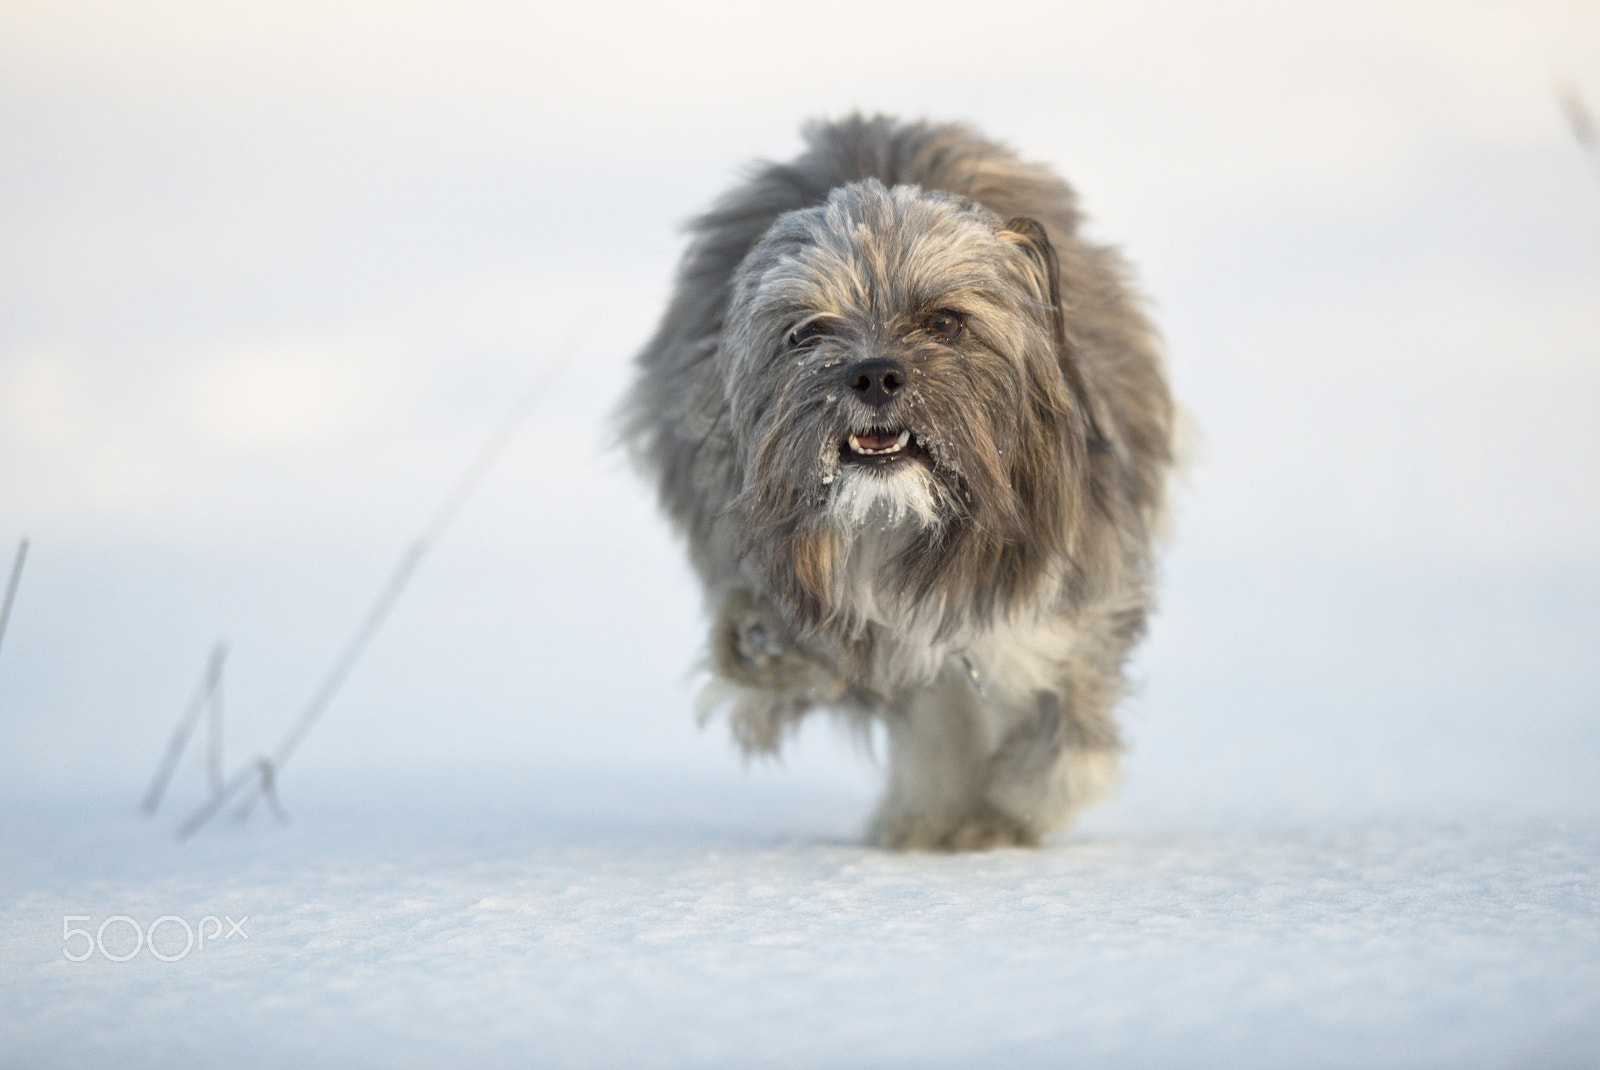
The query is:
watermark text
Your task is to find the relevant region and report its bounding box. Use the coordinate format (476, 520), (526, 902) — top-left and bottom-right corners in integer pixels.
(63, 915), (249, 962)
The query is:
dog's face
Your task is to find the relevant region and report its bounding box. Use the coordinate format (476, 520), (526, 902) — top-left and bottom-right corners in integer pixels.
(717, 180), (1100, 635)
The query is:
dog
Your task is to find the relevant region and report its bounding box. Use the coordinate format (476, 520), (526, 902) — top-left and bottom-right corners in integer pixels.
(621, 115), (1173, 850)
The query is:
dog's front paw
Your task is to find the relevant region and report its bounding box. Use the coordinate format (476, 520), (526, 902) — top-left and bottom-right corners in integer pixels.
(871, 804), (1041, 852)
(700, 590), (846, 756)
(710, 590), (844, 696)
(733, 608), (789, 675)
(696, 675), (825, 756)
(725, 685), (808, 755)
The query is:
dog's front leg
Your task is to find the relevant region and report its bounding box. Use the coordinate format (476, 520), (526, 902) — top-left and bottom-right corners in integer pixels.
(979, 690), (1122, 844)
(698, 589), (847, 755)
(871, 672), (1121, 850)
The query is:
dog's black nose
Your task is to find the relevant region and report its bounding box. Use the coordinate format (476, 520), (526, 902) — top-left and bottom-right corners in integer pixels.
(844, 358), (905, 408)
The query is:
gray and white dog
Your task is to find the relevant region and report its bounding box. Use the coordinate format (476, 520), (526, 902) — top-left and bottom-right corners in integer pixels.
(622, 116), (1173, 850)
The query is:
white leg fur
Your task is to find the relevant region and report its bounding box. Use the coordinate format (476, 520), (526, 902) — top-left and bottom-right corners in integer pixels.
(868, 664), (1121, 850)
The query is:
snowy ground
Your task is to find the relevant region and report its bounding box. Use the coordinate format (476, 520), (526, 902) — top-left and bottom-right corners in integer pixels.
(4, 0), (1600, 1066)
(2, 767), (1596, 1070)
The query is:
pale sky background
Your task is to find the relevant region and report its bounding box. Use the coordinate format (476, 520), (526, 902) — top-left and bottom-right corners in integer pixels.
(1, 0), (1597, 827)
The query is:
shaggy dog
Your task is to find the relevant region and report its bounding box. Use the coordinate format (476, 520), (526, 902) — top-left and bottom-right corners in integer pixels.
(621, 115), (1173, 849)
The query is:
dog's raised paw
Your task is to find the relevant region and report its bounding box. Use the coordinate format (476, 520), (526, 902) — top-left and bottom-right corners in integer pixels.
(736, 616), (787, 668)
(699, 590), (847, 755)
(711, 591), (844, 696)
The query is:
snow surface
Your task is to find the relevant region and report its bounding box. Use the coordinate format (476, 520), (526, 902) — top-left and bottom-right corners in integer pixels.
(3, 772), (1597, 1070)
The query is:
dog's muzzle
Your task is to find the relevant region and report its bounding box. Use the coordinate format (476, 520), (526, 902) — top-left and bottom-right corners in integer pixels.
(839, 357), (924, 467)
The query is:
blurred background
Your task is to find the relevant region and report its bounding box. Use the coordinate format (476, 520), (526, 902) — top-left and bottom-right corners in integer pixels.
(1, 0), (1597, 832)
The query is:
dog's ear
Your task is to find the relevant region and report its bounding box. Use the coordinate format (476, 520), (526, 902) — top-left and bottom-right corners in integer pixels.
(1000, 217), (1110, 453)
(999, 217), (1065, 349)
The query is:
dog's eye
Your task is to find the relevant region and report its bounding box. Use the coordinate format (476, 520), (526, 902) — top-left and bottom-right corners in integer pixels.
(922, 310), (965, 342)
(788, 322), (825, 349)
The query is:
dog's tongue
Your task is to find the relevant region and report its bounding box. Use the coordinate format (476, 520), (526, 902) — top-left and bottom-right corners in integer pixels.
(854, 431), (902, 452)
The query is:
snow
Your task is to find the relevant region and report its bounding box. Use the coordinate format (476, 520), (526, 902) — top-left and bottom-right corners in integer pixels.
(3, 772), (1597, 1069)
(0, 771), (1593, 1070)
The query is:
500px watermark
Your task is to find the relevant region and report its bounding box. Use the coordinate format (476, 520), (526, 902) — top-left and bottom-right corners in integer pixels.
(62, 915), (249, 962)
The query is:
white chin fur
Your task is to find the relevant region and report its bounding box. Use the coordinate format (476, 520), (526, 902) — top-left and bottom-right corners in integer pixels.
(825, 463), (943, 530)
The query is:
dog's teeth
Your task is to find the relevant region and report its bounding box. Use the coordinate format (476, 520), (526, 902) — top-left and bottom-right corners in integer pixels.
(849, 430), (912, 456)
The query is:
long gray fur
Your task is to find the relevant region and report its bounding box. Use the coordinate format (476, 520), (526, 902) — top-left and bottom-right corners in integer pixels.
(621, 115), (1173, 850)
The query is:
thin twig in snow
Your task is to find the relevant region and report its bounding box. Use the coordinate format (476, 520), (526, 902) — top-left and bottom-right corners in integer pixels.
(0, 538), (28, 665)
(1559, 82), (1600, 190)
(208, 647), (225, 796)
(142, 643), (228, 815)
(174, 351), (574, 838)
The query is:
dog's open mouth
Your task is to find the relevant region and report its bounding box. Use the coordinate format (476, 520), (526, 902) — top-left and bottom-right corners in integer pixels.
(842, 428), (922, 467)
